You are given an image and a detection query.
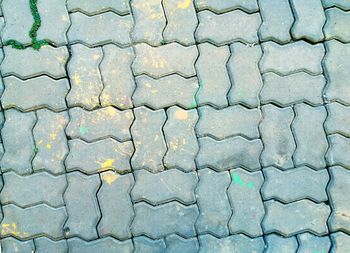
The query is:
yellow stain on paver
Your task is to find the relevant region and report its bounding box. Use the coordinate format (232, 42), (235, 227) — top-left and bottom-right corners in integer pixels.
(46, 144), (52, 149)
(1, 223), (21, 237)
(71, 74), (82, 85)
(105, 107), (117, 117)
(101, 172), (119, 185)
(50, 133), (57, 141)
(175, 110), (188, 120)
(178, 0), (191, 9)
(97, 159), (116, 171)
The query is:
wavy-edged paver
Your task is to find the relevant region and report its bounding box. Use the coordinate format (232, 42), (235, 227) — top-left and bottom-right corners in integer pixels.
(66, 107), (133, 142)
(325, 102), (350, 137)
(68, 237), (133, 253)
(163, 107), (199, 171)
(262, 166), (329, 203)
(100, 45), (135, 109)
(227, 42), (262, 108)
(195, 43), (230, 108)
(2, 76), (69, 112)
(33, 109), (69, 174)
(322, 0), (350, 10)
(66, 44), (103, 110)
(66, 139), (134, 174)
(196, 136), (263, 171)
(297, 233), (331, 253)
(228, 168), (265, 237)
(195, 0), (259, 13)
(258, 0), (294, 43)
(260, 105), (296, 169)
(165, 234), (199, 253)
(0, 109), (36, 175)
(196, 168), (231, 237)
(131, 202), (199, 239)
(326, 134), (350, 168)
(265, 234), (298, 253)
(35, 237), (68, 253)
(64, 172), (101, 240)
(196, 10), (261, 45)
(331, 232), (350, 253)
(263, 200), (331, 236)
(68, 12), (132, 46)
(324, 8), (350, 43)
(132, 43), (198, 78)
(134, 236), (166, 253)
(131, 106), (167, 173)
(261, 72), (325, 106)
(1, 237), (35, 252)
(260, 41), (325, 75)
(97, 172), (134, 240)
(67, 0), (130, 15)
(133, 75), (198, 109)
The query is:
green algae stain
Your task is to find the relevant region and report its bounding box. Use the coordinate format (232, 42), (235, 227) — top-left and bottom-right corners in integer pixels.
(79, 126), (88, 135)
(231, 172), (255, 189)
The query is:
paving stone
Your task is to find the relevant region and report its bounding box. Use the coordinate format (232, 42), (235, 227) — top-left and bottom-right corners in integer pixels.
(64, 172), (101, 240)
(1, 46), (69, 79)
(97, 172), (134, 240)
(133, 75), (198, 109)
(132, 169), (198, 205)
(2, 0), (70, 45)
(262, 166), (329, 203)
(195, 0), (259, 13)
(258, 0), (294, 43)
(260, 105), (296, 169)
(100, 45), (135, 109)
(33, 109), (69, 174)
(66, 139), (134, 174)
(2, 76), (69, 112)
(261, 72), (325, 106)
(1, 237), (35, 253)
(132, 43), (198, 78)
(260, 41), (325, 75)
(163, 107), (199, 171)
(227, 42), (263, 108)
(131, 202), (199, 239)
(195, 43), (231, 108)
(163, 0), (198, 45)
(196, 10), (261, 45)
(130, 0), (166, 46)
(290, 0), (325, 42)
(325, 102), (350, 137)
(134, 236), (166, 253)
(263, 200), (331, 236)
(196, 136), (263, 171)
(68, 237), (133, 253)
(297, 233), (331, 253)
(1, 172), (66, 208)
(0, 109), (36, 175)
(324, 8), (350, 43)
(326, 134), (350, 168)
(66, 44), (103, 110)
(67, 0), (130, 15)
(68, 12), (132, 46)
(0, 17), (6, 47)
(292, 104), (328, 169)
(331, 232), (350, 253)
(322, 0), (350, 10)
(131, 107), (167, 173)
(165, 234), (199, 253)
(34, 237), (68, 253)
(265, 234), (298, 253)
(66, 107), (133, 142)
(196, 168), (231, 237)
(324, 40), (350, 105)
(198, 234), (265, 253)
(1, 204), (67, 239)
(228, 168), (265, 237)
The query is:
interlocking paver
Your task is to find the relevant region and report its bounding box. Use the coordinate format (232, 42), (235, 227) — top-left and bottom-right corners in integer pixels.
(265, 234), (298, 253)
(195, 0), (259, 12)
(262, 166), (329, 203)
(260, 41), (325, 75)
(324, 8), (350, 43)
(67, 0), (130, 15)
(67, 12), (133, 46)
(227, 42), (263, 108)
(97, 172), (134, 240)
(228, 168), (265, 237)
(326, 134), (350, 168)
(325, 102), (350, 137)
(132, 43), (198, 78)
(66, 44), (103, 110)
(165, 234), (199, 253)
(131, 106), (167, 172)
(196, 136), (263, 171)
(260, 72), (325, 106)
(33, 109), (69, 174)
(322, 0), (350, 10)
(263, 200), (331, 236)
(260, 105), (296, 169)
(133, 75), (198, 109)
(68, 237), (133, 253)
(133, 236), (166, 253)
(297, 233), (331, 253)
(196, 168), (231, 237)
(292, 104), (328, 169)
(258, 0), (294, 43)
(131, 202), (199, 239)
(34, 237), (68, 253)
(66, 139), (134, 174)
(2, 76), (69, 112)
(1, 237), (35, 252)
(196, 10), (261, 45)
(66, 107), (133, 142)
(331, 232), (350, 253)
(0, 109), (36, 175)
(64, 172), (101, 240)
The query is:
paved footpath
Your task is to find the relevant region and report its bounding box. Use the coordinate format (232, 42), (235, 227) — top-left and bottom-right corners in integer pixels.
(0, 0), (349, 252)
